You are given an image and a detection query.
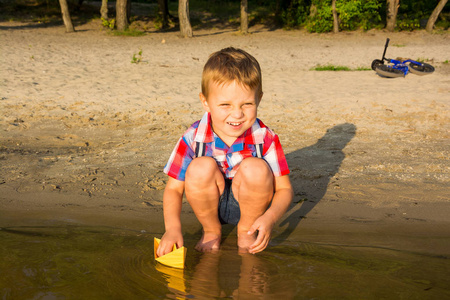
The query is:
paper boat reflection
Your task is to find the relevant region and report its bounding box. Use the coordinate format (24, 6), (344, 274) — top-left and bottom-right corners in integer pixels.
(154, 237), (187, 269)
(155, 263), (186, 294)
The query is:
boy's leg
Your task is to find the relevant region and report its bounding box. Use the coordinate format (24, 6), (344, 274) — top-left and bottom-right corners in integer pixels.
(232, 157), (274, 251)
(185, 156), (225, 252)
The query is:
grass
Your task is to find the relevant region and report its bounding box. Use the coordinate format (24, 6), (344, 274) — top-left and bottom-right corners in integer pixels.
(355, 66), (372, 71)
(131, 48), (143, 64)
(415, 57), (433, 63)
(312, 65), (351, 71)
(311, 65), (371, 71)
(110, 28), (146, 37)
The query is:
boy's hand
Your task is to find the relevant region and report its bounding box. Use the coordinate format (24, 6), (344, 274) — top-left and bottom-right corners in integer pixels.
(247, 214), (275, 254)
(247, 175), (293, 254)
(157, 230), (184, 257)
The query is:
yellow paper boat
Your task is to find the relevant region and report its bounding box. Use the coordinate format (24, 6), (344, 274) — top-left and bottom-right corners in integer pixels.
(154, 237), (186, 269)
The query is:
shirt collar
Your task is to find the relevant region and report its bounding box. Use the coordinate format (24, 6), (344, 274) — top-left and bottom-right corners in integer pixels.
(194, 112), (214, 143)
(194, 112), (265, 145)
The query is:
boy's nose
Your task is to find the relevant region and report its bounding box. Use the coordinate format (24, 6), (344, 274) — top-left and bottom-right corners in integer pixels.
(231, 107), (244, 118)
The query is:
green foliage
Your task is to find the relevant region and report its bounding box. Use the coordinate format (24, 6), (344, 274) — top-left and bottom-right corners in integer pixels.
(312, 64), (351, 71)
(415, 57), (432, 63)
(306, 0), (333, 33)
(101, 18), (116, 29)
(277, 0), (450, 31)
(2, 0), (447, 33)
(153, 14), (163, 30)
(131, 49), (143, 64)
(312, 64), (371, 71)
(396, 17), (420, 31)
(305, 0), (381, 32)
(281, 0), (311, 28)
(112, 29), (146, 37)
(355, 66), (371, 71)
(336, 0), (381, 31)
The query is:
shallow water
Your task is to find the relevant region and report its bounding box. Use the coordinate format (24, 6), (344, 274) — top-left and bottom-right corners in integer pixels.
(1, 223), (449, 299)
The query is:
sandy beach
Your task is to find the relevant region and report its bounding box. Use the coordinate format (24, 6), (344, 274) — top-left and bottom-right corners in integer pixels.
(1, 19), (449, 256)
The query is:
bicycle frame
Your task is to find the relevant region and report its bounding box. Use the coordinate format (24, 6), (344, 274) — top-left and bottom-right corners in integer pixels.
(380, 38), (411, 76)
(373, 38), (434, 78)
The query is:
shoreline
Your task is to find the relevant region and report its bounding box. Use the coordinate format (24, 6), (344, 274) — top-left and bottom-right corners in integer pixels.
(1, 21), (449, 258)
(1, 186), (449, 257)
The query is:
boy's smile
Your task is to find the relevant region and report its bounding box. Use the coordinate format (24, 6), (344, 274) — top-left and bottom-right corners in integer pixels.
(200, 80), (262, 147)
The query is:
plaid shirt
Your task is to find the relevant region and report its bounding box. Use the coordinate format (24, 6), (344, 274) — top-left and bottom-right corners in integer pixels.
(164, 112), (290, 181)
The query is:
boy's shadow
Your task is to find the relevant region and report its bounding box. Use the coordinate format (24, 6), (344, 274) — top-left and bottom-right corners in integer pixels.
(275, 123), (357, 243)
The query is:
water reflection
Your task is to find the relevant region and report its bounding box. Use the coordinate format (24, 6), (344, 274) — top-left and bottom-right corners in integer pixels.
(154, 264), (187, 298)
(154, 247), (285, 299)
(188, 251), (276, 299)
(1, 224), (449, 299)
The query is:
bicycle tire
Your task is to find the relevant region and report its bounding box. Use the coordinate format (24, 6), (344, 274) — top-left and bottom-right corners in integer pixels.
(375, 65), (404, 78)
(371, 59), (384, 71)
(408, 62), (435, 76)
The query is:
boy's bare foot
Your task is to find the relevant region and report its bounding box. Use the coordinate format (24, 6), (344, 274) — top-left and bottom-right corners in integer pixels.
(237, 230), (257, 253)
(195, 231), (221, 252)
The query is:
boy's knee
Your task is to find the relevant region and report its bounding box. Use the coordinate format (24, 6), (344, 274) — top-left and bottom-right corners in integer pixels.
(185, 156), (218, 180)
(238, 157), (273, 183)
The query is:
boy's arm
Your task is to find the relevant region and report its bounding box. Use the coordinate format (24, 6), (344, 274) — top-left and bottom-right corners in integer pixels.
(156, 176), (185, 257)
(248, 174), (293, 254)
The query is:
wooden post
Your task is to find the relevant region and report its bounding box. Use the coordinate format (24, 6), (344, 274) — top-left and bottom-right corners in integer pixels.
(332, 0), (339, 33)
(240, 0), (248, 34)
(58, 0), (75, 33)
(100, 0), (108, 20)
(178, 0), (193, 37)
(116, 0), (129, 31)
(426, 0), (448, 32)
(158, 0), (169, 29)
(386, 0), (399, 32)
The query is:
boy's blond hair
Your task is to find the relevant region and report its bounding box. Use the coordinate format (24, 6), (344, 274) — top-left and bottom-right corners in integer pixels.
(201, 47), (262, 101)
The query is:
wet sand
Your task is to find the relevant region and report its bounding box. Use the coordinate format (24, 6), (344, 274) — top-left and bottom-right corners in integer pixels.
(0, 20), (449, 256)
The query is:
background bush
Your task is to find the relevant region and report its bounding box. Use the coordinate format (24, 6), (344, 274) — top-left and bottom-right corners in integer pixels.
(279, 0), (449, 32)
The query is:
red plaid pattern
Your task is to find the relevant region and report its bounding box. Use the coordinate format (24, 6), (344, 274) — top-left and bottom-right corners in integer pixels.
(164, 112), (290, 181)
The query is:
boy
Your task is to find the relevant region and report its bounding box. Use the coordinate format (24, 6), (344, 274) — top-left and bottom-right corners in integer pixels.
(157, 47), (293, 255)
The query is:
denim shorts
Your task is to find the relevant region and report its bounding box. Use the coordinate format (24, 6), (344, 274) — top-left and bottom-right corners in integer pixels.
(218, 179), (240, 225)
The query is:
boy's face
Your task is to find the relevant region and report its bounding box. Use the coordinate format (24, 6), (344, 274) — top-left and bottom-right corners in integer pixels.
(200, 80), (262, 147)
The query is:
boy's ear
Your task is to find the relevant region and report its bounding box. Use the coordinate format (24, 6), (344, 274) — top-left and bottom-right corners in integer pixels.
(199, 93), (210, 112)
(257, 92), (264, 106)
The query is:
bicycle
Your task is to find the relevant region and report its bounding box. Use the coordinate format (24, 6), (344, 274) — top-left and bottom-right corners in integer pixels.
(371, 38), (435, 78)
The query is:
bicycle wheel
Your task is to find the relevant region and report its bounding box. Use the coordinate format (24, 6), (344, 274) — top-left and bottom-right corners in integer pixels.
(375, 65), (404, 78)
(408, 62), (435, 76)
(371, 59), (384, 71)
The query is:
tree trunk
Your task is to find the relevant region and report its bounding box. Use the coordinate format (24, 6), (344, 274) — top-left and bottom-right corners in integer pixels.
(386, 0), (399, 32)
(426, 0), (448, 32)
(75, 0), (84, 11)
(100, 0), (108, 20)
(127, 0), (131, 22)
(58, 0), (75, 32)
(332, 0), (339, 33)
(240, 0), (248, 34)
(116, 0), (129, 31)
(158, 0), (169, 29)
(309, 4), (317, 17)
(178, 0), (193, 37)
